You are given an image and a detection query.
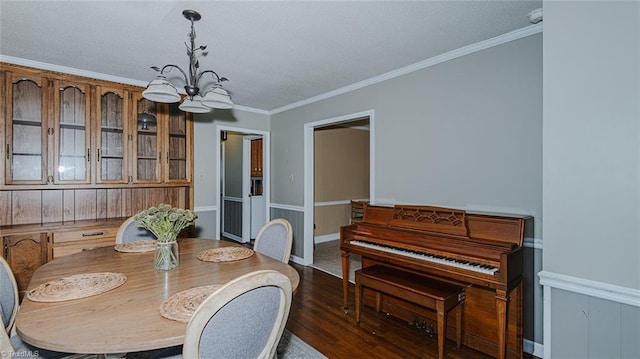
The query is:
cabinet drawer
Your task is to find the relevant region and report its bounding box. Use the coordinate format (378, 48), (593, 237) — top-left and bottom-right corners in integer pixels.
(52, 227), (118, 258)
(53, 237), (115, 258)
(53, 227), (118, 243)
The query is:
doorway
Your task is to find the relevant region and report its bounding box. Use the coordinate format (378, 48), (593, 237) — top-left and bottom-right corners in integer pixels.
(302, 110), (374, 277)
(216, 126), (269, 243)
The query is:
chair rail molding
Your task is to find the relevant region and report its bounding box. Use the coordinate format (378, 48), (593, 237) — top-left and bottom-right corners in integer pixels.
(539, 271), (640, 307)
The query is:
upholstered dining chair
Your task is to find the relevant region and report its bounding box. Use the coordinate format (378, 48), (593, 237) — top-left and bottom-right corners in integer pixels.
(0, 256), (71, 359)
(115, 215), (156, 244)
(253, 219), (293, 263)
(0, 256), (18, 334)
(153, 269), (293, 359)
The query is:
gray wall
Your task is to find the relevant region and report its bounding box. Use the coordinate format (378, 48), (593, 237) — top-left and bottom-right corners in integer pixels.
(542, 1), (640, 358)
(271, 34), (542, 233)
(544, 0), (639, 290)
(271, 33), (543, 346)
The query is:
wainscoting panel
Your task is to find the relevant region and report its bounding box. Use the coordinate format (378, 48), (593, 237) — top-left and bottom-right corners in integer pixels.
(271, 206), (304, 258)
(193, 207), (216, 239)
(549, 288), (640, 358)
(541, 271), (640, 358)
(222, 197), (242, 239)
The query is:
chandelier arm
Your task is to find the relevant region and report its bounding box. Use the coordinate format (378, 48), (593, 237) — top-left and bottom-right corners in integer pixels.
(158, 65), (190, 85)
(196, 70), (223, 85)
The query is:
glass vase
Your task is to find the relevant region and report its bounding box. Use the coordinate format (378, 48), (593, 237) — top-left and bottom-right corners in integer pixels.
(154, 235), (179, 270)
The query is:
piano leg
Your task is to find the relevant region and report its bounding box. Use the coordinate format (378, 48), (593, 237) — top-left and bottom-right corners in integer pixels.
(341, 250), (350, 313)
(436, 300), (447, 359)
(495, 289), (509, 359)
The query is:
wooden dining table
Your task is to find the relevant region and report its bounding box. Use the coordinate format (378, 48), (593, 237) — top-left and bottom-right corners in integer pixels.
(15, 238), (300, 355)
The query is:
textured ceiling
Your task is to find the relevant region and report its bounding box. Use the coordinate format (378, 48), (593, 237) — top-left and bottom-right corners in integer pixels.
(0, 0), (542, 112)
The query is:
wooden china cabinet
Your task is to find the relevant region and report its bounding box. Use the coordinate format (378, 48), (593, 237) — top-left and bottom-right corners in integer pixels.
(0, 63), (194, 296)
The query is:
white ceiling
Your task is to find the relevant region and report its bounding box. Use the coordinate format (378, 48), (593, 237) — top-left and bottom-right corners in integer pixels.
(0, 0), (542, 112)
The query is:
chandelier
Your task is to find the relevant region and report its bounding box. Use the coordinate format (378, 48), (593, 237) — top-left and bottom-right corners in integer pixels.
(142, 10), (233, 113)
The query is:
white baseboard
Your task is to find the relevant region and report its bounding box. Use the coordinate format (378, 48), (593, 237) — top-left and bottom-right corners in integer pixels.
(222, 232), (245, 243)
(524, 339), (544, 358)
(314, 233), (340, 244)
(289, 254), (305, 265)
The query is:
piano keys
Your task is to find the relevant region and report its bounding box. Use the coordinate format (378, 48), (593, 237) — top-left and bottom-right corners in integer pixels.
(340, 204), (532, 359)
(349, 239), (499, 275)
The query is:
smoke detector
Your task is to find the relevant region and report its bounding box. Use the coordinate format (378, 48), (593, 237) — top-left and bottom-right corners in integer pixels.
(528, 8), (543, 24)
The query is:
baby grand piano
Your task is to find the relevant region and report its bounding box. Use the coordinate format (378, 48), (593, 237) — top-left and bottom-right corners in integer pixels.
(340, 204), (532, 359)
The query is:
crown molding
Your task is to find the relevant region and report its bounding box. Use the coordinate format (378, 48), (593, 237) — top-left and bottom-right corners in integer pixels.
(231, 105), (271, 115)
(0, 55), (149, 87)
(270, 23), (542, 115)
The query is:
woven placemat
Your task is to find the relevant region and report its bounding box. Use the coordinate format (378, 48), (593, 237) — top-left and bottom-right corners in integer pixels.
(160, 284), (223, 323)
(114, 239), (157, 253)
(197, 247), (254, 263)
(27, 272), (127, 302)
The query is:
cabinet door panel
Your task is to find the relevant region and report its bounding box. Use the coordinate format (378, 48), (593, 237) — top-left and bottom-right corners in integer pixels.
(12, 124), (42, 154)
(166, 103), (189, 182)
(3, 233), (48, 296)
(6, 74), (48, 184)
(55, 82), (90, 183)
(58, 126), (88, 181)
(96, 87), (128, 183)
(134, 97), (160, 183)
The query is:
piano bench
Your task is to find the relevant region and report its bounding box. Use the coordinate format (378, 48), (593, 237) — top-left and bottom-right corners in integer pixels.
(355, 265), (466, 359)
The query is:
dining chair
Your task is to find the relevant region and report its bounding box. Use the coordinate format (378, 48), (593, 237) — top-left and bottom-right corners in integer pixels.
(253, 219), (293, 263)
(0, 256), (18, 334)
(115, 215), (156, 244)
(153, 269), (293, 359)
(0, 256), (71, 359)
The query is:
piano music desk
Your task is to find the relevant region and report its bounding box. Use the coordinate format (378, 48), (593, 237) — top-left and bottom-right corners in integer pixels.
(355, 265), (466, 359)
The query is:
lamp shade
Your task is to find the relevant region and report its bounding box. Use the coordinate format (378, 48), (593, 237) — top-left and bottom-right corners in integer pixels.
(201, 87), (233, 109)
(142, 76), (182, 103)
(178, 95), (211, 113)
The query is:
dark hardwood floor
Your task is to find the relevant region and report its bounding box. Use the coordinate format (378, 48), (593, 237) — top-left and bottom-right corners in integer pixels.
(286, 263), (538, 359)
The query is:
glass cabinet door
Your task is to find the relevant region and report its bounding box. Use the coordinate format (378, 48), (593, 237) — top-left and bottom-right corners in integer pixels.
(53, 81), (91, 184)
(134, 96), (160, 183)
(5, 71), (49, 184)
(166, 103), (189, 182)
(96, 86), (128, 183)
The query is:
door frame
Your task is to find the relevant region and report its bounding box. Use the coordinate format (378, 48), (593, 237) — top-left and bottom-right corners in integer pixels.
(302, 109), (375, 265)
(216, 125), (270, 241)
(242, 135), (263, 241)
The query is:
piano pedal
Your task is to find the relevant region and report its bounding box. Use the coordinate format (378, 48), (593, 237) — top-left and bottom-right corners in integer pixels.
(425, 321), (436, 337)
(408, 317), (436, 337)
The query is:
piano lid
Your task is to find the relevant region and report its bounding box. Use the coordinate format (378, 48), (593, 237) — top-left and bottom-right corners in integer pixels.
(362, 204), (529, 247)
